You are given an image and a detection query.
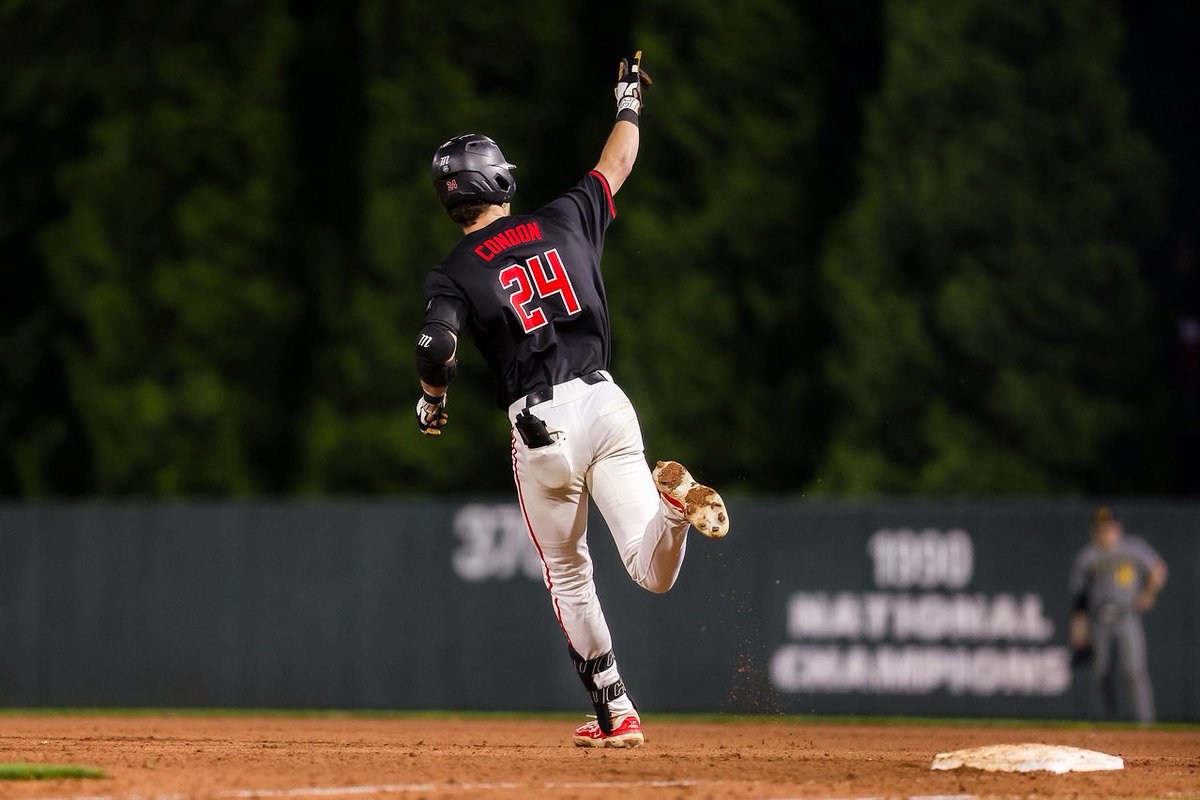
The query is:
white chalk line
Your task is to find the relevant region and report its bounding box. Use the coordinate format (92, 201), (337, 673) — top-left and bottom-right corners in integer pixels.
(31, 779), (710, 800)
(49, 787), (1200, 800)
(545, 780), (703, 789)
(761, 796), (976, 800)
(217, 780), (706, 797)
(764, 796), (975, 800)
(218, 784), (503, 798)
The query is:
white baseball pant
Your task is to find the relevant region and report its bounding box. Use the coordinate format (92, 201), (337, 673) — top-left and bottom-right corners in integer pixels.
(508, 372), (690, 666)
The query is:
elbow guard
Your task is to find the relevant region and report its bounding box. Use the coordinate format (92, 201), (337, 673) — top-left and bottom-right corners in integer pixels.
(416, 322), (457, 387)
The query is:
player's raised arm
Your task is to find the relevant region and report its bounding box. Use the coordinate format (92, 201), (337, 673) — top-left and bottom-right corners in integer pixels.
(594, 50), (651, 196)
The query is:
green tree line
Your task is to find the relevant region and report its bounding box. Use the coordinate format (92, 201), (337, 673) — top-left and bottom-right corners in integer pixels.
(2, 0), (1196, 497)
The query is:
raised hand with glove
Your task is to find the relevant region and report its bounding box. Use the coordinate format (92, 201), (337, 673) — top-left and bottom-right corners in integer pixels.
(614, 50), (652, 125)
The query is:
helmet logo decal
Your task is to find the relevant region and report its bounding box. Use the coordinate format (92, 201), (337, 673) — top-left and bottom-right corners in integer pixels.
(431, 134), (515, 211)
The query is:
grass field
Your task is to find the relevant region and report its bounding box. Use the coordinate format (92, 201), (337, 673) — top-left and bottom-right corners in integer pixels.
(0, 762), (106, 780)
(0, 710), (1197, 799)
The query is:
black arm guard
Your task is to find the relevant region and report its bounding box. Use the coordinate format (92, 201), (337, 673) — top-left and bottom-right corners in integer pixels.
(416, 295), (466, 387)
(416, 322), (457, 387)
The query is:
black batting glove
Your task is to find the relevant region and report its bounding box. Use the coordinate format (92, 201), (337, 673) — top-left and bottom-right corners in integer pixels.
(416, 390), (448, 435)
(615, 50), (652, 125)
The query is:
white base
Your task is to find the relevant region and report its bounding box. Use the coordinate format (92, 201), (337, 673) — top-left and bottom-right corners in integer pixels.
(930, 743), (1124, 774)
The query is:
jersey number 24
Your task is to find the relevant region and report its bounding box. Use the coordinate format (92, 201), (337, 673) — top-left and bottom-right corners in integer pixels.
(498, 248), (581, 334)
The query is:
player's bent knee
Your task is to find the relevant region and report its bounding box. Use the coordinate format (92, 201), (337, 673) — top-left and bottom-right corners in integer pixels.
(636, 573), (677, 594)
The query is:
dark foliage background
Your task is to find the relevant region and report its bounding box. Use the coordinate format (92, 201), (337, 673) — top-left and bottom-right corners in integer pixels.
(2, 0), (1197, 498)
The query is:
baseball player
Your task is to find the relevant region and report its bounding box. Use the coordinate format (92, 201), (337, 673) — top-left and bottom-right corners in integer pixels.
(415, 51), (729, 748)
(1069, 506), (1167, 723)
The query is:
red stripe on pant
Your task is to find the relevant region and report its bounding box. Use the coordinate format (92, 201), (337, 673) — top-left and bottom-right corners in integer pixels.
(511, 434), (573, 647)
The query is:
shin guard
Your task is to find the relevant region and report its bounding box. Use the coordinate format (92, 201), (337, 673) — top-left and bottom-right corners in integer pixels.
(569, 646), (631, 734)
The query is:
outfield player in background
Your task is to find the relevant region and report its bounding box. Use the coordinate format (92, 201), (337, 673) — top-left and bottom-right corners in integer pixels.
(414, 52), (729, 748)
(1069, 506), (1167, 723)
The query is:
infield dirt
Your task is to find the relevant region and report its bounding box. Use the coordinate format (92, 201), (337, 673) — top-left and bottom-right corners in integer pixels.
(1, 714), (1198, 799)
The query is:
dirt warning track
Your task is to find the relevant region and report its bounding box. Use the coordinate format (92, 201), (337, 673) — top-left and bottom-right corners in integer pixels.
(1, 714), (1197, 799)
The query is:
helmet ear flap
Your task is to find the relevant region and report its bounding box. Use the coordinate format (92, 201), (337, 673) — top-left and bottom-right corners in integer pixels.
(493, 169), (515, 198)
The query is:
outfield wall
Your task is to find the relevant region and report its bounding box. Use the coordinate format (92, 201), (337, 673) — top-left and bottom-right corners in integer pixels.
(1, 500), (1196, 720)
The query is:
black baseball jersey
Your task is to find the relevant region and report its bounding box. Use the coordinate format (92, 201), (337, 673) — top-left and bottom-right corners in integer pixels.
(422, 170), (618, 408)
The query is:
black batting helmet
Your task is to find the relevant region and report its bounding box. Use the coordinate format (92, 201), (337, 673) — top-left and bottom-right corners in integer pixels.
(431, 134), (517, 212)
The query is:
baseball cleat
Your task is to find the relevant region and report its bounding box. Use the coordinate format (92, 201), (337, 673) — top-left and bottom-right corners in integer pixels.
(572, 711), (644, 748)
(653, 460), (729, 538)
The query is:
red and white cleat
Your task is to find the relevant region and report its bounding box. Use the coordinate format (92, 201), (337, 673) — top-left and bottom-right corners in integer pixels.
(572, 711), (644, 748)
(653, 460), (729, 538)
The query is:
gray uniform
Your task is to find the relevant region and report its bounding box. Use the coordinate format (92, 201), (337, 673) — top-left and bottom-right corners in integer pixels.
(1069, 535), (1165, 722)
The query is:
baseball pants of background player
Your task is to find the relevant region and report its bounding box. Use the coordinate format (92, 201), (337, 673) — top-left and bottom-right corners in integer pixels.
(1090, 606), (1156, 723)
(508, 371), (690, 694)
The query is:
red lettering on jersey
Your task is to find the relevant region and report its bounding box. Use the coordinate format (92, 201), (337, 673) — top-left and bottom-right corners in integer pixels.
(473, 222), (545, 262)
(530, 249), (580, 314)
(500, 264), (548, 332)
(499, 248), (582, 334)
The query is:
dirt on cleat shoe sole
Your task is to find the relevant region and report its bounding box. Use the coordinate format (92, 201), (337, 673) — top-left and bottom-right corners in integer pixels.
(572, 712), (645, 748)
(653, 460), (729, 538)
